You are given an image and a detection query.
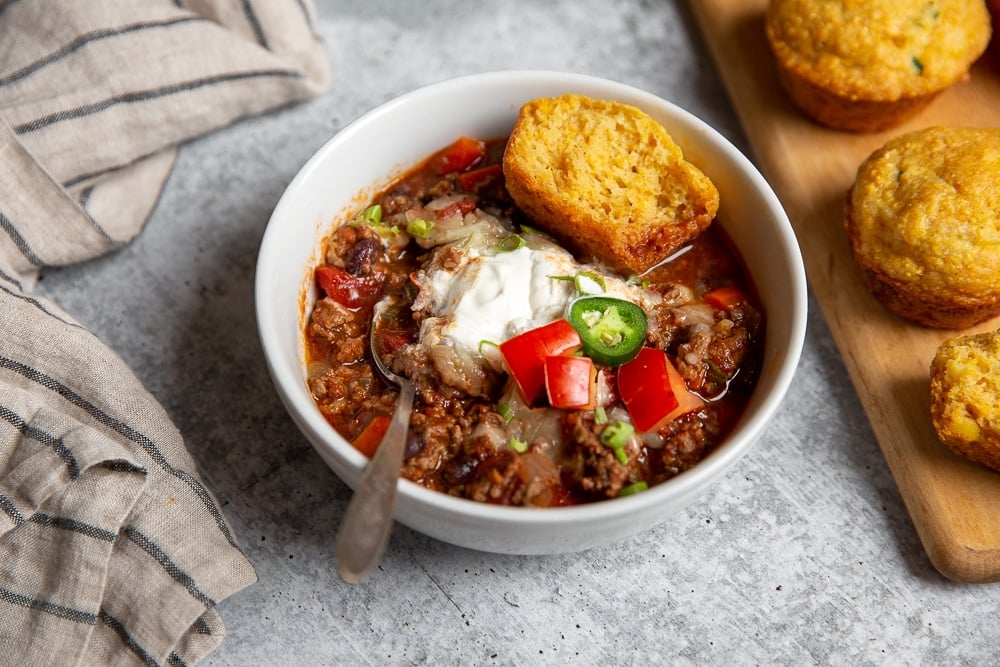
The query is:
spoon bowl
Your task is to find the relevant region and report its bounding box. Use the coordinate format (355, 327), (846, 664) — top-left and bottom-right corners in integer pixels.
(334, 297), (415, 583)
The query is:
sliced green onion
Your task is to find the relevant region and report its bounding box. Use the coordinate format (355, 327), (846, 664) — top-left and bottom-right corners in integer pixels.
(601, 420), (634, 450)
(618, 481), (648, 497)
(366, 222), (399, 237)
(911, 56), (924, 74)
(478, 339), (504, 373)
(574, 271), (606, 295)
(406, 218), (435, 238)
(625, 275), (651, 289)
(601, 420), (634, 465)
(594, 405), (608, 425)
(518, 223), (549, 237)
(510, 437), (528, 453)
(497, 234), (526, 252)
(547, 274), (575, 282)
(705, 358), (729, 384)
(498, 402), (514, 424)
(360, 204), (382, 225)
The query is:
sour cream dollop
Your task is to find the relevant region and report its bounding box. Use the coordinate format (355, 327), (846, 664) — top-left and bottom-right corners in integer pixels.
(423, 244), (579, 353)
(418, 235), (658, 362)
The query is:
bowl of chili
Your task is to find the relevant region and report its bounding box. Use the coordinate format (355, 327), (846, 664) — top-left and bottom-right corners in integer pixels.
(256, 71), (807, 555)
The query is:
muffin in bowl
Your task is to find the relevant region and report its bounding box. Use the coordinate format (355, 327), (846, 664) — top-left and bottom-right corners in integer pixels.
(255, 71), (807, 554)
(765, 0), (992, 132)
(846, 126), (1000, 329)
(502, 93), (720, 275)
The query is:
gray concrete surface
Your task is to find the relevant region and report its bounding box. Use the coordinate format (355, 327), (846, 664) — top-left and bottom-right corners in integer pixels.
(36, 1), (999, 664)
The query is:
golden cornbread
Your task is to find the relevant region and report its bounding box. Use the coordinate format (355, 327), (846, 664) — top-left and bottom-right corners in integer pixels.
(846, 126), (1000, 329)
(502, 94), (720, 275)
(765, 0), (992, 132)
(930, 330), (1000, 472)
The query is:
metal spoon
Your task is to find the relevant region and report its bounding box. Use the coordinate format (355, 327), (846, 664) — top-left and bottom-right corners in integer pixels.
(335, 297), (415, 584)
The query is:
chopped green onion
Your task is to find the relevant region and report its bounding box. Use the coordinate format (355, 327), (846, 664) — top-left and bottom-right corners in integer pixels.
(510, 437), (528, 453)
(518, 223), (549, 237)
(547, 274), (575, 282)
(601, 420), (634, 448)
(618, 481), (648, 497)
(625, 275), (651, 289)
(360, 204), (382, 225)
(498, 402), (514, 424)
(601, 420), (634, 462)
(594, 405), (608, 424)
(705, 358), (729, 384)
(478, 339), (504, 373)
(371, 224), (400, 237)
(574, 271), (606, 295)
(497, 234), (526, 252)
(406, 218), (435, 238)
(911, 56), (924, 74)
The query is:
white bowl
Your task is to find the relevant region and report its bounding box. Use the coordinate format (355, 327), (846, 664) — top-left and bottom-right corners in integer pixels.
(256, 71), (807, 555)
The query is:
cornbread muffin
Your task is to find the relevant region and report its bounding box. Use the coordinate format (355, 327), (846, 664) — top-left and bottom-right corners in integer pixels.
(502, 94), (720, 275)
(765, 0), (992, 132)
(930, 330), (1000, 472)
(846, 126), (1000, 329)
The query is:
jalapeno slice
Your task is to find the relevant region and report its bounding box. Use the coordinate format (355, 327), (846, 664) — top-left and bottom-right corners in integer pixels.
(566, 296), (647, 367)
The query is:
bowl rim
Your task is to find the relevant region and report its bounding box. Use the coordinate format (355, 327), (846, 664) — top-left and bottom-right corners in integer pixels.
(256, 69), (807, 527)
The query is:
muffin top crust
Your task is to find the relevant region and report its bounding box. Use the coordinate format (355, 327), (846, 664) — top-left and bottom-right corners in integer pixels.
(766, 0), (991, 101)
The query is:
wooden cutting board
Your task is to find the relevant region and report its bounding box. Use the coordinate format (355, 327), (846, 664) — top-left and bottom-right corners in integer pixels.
(691, 0), (1000, 582)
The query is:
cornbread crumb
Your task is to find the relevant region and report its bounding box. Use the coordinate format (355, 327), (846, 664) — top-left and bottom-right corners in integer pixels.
(765, 0), (992, 132)
(846, 126), (1000, 329)
(931, 330), (1000, 472)
(502, 94), (719, 274)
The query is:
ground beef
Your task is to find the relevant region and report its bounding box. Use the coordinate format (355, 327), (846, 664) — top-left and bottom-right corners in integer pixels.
(560, 412), (630, 499)
(308, 298), (367, 365)
(380, 175), (456, 215)
(653, 411), (719, 481)
(460, 449), (561, 507)
(645, 302), (686, 352)
(650, 300), (761, 398)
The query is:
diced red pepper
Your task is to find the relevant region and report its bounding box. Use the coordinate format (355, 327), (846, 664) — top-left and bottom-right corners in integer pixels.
(618, 347), (704, 433)
(662, 354), (705, 423)
(544, 355), (596, 410)
(376, 320), (415, 355)
(500, 319), (582, 405)
(703, 286), (746, 310)
(435, 198), (477, 220)
(351, 415), (390, 458)
(617, 348), (678, 432)
(618, 348), (705, 432)
(315, 264), (383, 309)
(430, 136), (486, 175)
(458, 164), (503, 192)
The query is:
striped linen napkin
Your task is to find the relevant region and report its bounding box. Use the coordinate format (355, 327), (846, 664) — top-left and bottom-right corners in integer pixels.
(0, 2), (329, 664)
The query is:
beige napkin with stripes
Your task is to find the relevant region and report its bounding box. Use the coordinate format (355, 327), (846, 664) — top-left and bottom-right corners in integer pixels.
(0, 2), (329, 664)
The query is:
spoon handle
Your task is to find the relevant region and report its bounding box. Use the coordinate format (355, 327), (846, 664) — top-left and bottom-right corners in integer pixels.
(335, 380), (415, 584)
